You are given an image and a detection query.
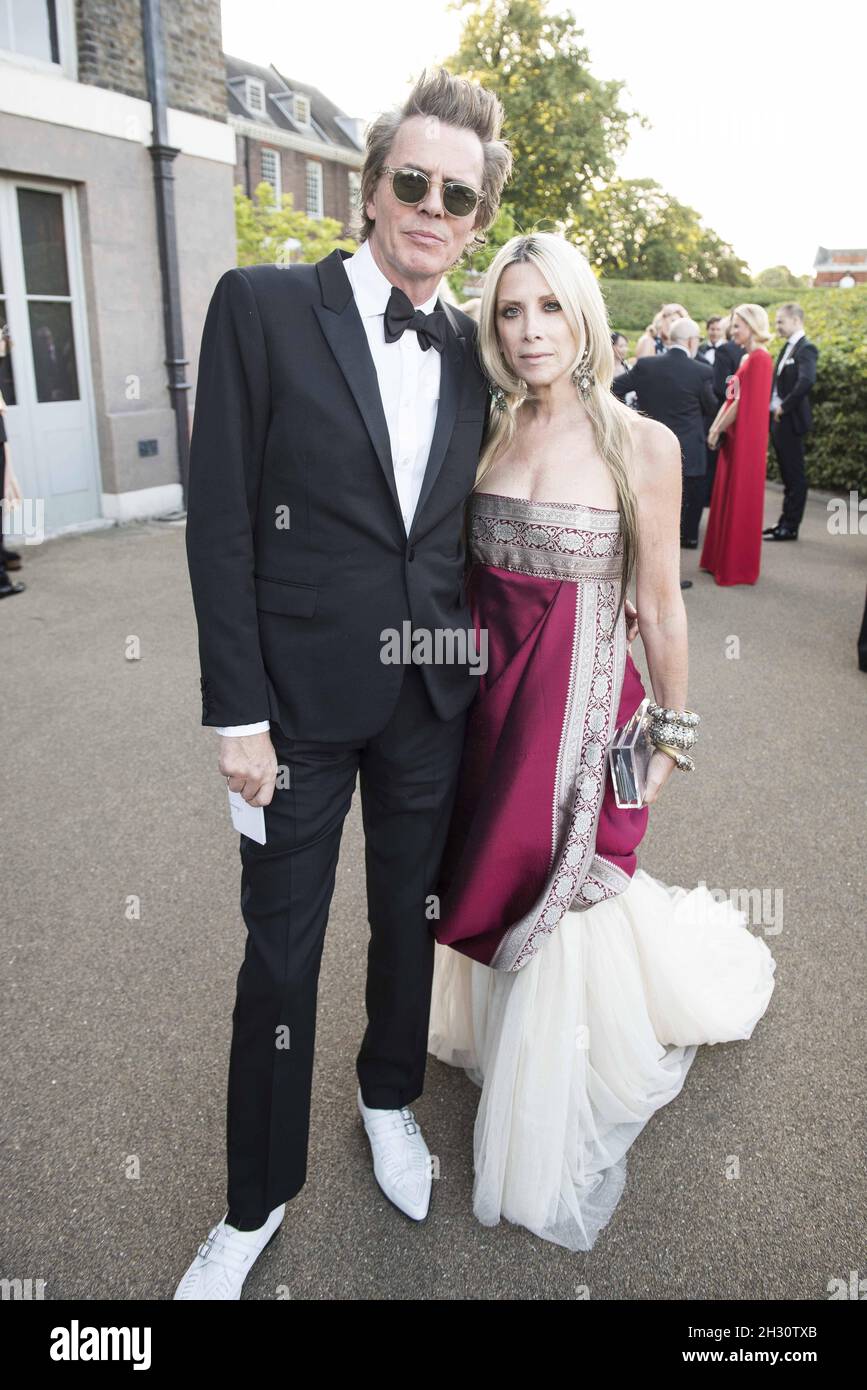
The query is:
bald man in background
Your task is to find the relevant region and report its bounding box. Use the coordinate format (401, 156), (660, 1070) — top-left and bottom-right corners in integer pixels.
(613, 317), (718, 561)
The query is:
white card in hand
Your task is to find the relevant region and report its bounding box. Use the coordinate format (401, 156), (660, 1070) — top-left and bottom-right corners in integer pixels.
(228, 788), (267, 844)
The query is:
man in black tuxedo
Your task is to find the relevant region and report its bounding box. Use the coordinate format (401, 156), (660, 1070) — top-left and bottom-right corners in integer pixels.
(696, 314), (725, 366)
(711, 316), (746, 405)
(175, 68), (512, 1299)
(764, 302), (819, 540)
(612, 317), (718, 559)
(702, 315), (746, 507)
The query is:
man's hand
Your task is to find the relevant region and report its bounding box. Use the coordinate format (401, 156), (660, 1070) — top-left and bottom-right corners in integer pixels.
(219, 730), (278, 807)
(624, 598), (639, 647)
(773, 406), (784, 423)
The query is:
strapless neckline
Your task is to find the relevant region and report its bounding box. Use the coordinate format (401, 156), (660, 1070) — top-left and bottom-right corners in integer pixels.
(473, 489), (620, 516)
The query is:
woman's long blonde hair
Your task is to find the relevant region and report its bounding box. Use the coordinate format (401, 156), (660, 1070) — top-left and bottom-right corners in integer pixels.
(473, 233), (640, 622)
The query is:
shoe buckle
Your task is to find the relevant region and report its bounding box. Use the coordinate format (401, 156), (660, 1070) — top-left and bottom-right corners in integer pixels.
(399, 1105), (418, 1135)
(196, 1225), (219, 1262)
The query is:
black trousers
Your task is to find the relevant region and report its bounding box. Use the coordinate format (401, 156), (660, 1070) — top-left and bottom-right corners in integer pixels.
(770, 413), (809, 531)
(680, 471), (706, 544)
(224, 661), (469, 1230)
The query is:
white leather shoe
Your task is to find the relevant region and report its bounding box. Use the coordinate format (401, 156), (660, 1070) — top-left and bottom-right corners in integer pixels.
(357, 1086), (432, 1221)
(173, 1203), (285, 1300)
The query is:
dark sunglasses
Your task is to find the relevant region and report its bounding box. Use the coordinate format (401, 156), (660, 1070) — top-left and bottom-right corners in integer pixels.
(383, 165), (484, 218)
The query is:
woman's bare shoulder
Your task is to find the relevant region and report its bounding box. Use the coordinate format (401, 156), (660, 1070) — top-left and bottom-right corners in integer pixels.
(629, 414), (682, 492)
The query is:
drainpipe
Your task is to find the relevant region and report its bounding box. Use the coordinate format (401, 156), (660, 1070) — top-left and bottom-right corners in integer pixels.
(140, 0), (190, 508)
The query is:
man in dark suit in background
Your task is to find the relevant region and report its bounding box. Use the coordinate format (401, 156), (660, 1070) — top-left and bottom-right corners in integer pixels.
(697, 314), (725, 366)
(764, 302), (819, 541)
(613, 317), (718, 572)
(711, 314), (746, 405)
(704, 314), (746, 507)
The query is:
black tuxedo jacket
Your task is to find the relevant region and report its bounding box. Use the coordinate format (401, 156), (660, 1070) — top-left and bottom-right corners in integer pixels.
(712, 338), (745, 404)
(185, 249), (489, 740)
(773, 336), (818, 435)
(612, 350), (718, 477)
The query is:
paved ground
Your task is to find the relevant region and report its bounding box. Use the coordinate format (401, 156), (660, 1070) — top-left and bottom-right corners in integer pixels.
(2, 481), (864, 1301)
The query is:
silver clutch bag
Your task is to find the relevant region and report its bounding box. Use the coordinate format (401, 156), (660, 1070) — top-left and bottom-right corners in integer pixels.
(607, 696), (654, 809)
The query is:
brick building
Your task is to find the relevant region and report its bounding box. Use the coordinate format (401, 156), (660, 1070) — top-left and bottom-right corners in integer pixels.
(812, 247), (867, 287)
(0, 0), (365, 536)
(226, 54), (364, 239)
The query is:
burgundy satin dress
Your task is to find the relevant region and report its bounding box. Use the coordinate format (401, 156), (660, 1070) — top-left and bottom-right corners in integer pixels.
(434, 491), (650, 972)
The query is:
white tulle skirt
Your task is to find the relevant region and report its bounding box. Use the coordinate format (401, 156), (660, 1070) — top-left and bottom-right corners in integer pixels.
(427, 867), (776, 1252)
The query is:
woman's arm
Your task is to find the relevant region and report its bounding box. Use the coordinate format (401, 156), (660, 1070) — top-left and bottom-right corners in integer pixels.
(710, 393), (739, 440)
(632, 420), (689, 802)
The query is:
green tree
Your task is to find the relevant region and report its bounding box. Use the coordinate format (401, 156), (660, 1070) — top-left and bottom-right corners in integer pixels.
(235, 182), (356, 266)
(447, 203), (519, 296)
(577, 177), (750, 284)
(754, 265), (811, 289)
(444, 0), (642, 233)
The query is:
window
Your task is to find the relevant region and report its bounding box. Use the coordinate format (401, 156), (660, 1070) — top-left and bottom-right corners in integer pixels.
(347, 170), (361, 211)
(0, 0), (60, 64)
(18, 187), (79, 402)
(260, 148), (281, 206)
(306, 161), (323, 219)
(293, 94), (311, 127)
(245, 77), (266, 116)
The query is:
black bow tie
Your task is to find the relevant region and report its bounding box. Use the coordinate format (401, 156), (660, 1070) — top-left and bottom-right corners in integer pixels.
(383, 285), (447, 353)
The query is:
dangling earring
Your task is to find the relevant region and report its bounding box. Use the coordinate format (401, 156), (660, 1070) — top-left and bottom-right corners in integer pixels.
(572, 347), (595, 399)
(489, 381), (508, 413)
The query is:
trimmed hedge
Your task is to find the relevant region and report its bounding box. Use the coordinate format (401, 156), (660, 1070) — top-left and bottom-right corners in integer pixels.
(602, 280), (867, 491)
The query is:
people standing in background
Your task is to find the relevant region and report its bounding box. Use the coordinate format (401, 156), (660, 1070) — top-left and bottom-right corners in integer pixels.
(711, 314), (746, 405)
(611, 331), (637, 408)
(697, 315), (725, 365)
(635, 303), (687, 359)
(612, 318), (717, 560)
(764, 302), (819, 542)
(700, 304), (774, 586)
(0, 389), (25, 599)
(634, 316), (657, 358)
(704, 313), (746, 507)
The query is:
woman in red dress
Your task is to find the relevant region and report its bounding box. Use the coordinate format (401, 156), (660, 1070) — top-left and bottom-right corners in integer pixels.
(700, 304), (774, 585)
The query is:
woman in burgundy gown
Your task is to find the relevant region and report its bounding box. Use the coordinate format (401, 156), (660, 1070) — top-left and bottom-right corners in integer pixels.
(427, 236), (776, 1252)
(700, 305), (775, 585)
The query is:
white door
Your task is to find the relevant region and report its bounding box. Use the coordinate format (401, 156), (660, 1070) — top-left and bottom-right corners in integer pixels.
(0, 178), (100, 535)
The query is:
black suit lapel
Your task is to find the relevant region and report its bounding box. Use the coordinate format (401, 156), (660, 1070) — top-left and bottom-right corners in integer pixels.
(313, 247), (467, 535)
(313, 249), (403, 524)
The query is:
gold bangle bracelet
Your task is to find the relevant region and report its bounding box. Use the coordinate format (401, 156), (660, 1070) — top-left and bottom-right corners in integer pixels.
(653, 741), (696, 771)
(653, 742), (681, 762)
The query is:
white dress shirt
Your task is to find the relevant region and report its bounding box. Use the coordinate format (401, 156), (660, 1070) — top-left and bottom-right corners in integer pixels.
(214, 236), (443, 736)
(770, 328), (805, 412)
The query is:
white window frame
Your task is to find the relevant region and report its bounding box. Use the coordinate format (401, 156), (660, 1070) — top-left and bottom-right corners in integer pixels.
(306, 160), (323, 220)
(0, 0), (77, 79)
(244, 77), (266, 117)
(293, 93), (311, 127)
(347, 170), (361, 211)
(259, 147), (281, 208)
